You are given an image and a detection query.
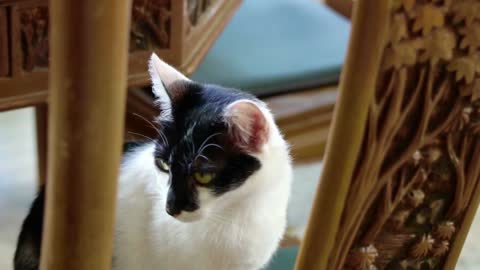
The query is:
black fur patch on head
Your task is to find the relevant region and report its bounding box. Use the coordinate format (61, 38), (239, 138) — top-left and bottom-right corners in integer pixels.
(154, 82), (263, 214)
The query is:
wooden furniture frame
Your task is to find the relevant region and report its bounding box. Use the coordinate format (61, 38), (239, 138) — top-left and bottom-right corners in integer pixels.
(40, 0), (130, 269)
(296, 0), (480, 269)
(0, 0), (241, 102)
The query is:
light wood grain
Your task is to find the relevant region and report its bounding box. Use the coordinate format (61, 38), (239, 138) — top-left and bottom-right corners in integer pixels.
(294, 0), (389, 269)
(39, 0), (131, 269)
(35, 103), (47, 187)
(298, 0), (480, 269)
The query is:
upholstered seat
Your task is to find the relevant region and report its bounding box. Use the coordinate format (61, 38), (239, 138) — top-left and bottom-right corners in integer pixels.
(265, 247), (299, 270)
(191, 0), (350, 96)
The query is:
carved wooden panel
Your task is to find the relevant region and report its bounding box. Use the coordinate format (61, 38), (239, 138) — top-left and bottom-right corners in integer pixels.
(0, 7), (9, 77)
(187, 0), (218, 26)
(130, 0), (171, 51)
(0, 0), (240, 111)
(330, 0), (480, 269)
(19, 5), (49, 72)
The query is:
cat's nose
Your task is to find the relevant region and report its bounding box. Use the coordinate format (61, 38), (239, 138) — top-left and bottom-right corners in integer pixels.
(166, 206), (180, 217)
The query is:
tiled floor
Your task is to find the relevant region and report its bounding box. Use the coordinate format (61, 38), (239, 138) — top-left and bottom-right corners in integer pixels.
(0, 108), (479, 269)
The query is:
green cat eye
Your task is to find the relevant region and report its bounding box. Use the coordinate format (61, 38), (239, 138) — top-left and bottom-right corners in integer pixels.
(193, 172), (215, 184)
(155, 158), (170, 172)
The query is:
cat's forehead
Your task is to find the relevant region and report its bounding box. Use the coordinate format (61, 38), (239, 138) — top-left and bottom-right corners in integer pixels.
(157, 82), (258, 150)
(167, 84), (243, 130)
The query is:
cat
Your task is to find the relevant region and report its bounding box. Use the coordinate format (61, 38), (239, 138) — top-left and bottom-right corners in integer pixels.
(14, 53), (293, 270)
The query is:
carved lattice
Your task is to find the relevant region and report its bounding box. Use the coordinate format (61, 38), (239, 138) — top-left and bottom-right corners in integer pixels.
(130, 0), (172, 51)
(331, 0), (480, 269)
(20, 6), (49, 72)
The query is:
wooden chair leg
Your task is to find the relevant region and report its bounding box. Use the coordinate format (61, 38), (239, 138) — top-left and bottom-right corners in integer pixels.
(35, 104), (48, 187)
(298, 0), (480, 269)
(39, 0), (132, 269)
(294, 0), (389, 269)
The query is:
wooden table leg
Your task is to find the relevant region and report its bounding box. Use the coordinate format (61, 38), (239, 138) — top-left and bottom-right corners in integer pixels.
(35, 104), (48, 187)
(39, 0), (132, 269)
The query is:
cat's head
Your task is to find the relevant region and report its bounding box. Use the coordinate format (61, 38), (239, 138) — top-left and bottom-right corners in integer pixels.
(148, 53), (287, 223)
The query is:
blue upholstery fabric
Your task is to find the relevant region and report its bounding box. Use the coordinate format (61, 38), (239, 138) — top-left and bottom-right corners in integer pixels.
(264, 246), (299, 270)
(191, 0), (351, 96)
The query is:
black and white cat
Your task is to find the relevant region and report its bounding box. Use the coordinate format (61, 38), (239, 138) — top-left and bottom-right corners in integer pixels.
(14, 54), (293, 270)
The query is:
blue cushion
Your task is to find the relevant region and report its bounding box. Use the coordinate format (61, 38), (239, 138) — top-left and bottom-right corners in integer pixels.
(264, 246), (299, 270)
(191, 0), (350, 96)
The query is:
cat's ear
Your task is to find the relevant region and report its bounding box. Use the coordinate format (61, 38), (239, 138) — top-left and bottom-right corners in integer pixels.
(224, 100), (270, 153)
(148, 53), (190, 121)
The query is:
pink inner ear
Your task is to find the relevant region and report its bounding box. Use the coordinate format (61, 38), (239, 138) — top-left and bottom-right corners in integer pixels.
(225, 101), (269, 153)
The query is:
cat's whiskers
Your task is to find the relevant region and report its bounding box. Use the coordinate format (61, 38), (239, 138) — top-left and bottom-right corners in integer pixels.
(196, 154), (210, 162)
(132, 113), (169, 147)
(198, 143), (224, 154)
(189, 122), (197, 156)
(193, 144), (222, 164)
(127, 131), (160, 147)
(197, 132), (222, 153)
(193, 132), (223, 163)
(159, 130), (169, 148)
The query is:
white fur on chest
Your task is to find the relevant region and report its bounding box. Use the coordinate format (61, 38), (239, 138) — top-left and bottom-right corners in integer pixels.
(114, 137), (291, 270)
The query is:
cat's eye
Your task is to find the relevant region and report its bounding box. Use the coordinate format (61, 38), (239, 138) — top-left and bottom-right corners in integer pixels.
(193, 172), (215, 184)
(155, 158), (170, 172)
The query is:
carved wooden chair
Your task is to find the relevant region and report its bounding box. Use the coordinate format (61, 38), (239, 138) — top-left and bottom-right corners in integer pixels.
(290, 0), (480, 269)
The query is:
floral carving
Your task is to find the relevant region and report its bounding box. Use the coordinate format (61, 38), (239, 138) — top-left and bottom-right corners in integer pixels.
(20, 6), (49, 71)
(402, 0), (416, 12)
(407, 189), (425, 208)
(451, 0), (480, 25)
(410, 234), (434, 258)
(130, 0), (172, 51)
(332, 0), (480, 269)
(346, 245), (379, 270)
(462, 79), (480, 101)
(419, 28), (456, 64)
(383, 40), (421, 69)
(389, 210), (411, 230)
(388, 14), (408, 45)
(434, 221), (456, 240)
(397, 259), (429, 270)
(413, 4), (444, 34)
(432, 241), (450, 257)
(459, 22), (480, 54)
(448, 55), (480, 83)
